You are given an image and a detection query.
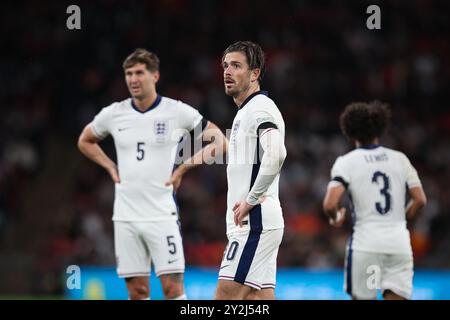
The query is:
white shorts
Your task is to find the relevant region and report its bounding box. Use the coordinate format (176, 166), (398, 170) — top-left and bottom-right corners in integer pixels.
(114, 220), (185, 278)
(218, 228), (283, 290)
(344, 249), (413, 299)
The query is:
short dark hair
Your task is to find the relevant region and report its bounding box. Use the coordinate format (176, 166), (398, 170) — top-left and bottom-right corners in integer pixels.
(222, 41), (265, 82)
(340, 101), (392, 145)
(123, 48), (160, 72)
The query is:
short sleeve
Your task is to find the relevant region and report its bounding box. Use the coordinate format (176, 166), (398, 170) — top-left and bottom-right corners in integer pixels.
(330, 157), (350, 189)
(177, 101), (204, 132)
(91, 105), (113, 139)
(401, 154), (422, 189)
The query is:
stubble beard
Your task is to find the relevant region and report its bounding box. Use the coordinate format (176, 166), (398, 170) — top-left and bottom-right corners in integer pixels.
(225, 81), (250, 99)
(225, 86), (238, 98)
(130, 87), (147, 101)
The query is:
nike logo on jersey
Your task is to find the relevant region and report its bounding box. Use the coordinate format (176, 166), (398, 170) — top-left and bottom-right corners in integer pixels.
(220, 264), (230, 270)
(168, 259), (179, 264)
(118, 127), (131, 132)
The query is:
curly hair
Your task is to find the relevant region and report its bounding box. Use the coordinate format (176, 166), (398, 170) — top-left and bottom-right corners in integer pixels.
(339, 101), (392, 145)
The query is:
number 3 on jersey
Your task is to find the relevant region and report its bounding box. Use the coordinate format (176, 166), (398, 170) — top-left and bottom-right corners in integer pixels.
(371, 171), (391, 215)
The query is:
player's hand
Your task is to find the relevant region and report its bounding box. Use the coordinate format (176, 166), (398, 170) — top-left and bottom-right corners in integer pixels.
(107, 165), (120, 183)
(329, 207), (346, 227)
(233, 200), (254, 228)
(165, 167), (184, 192)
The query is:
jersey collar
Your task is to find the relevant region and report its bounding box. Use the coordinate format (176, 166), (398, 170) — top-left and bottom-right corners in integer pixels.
(238, 90), (268, 110)
(358, 144), (380, 150)
(131, 94), (162, 114)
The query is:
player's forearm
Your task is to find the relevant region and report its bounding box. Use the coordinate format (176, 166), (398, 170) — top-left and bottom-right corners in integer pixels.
(179, 131), (228, 172)
(323, 193), (341, 220)
(323, 206), (339, 220)
(202, 127), (228, 161)
(246, 173), (278, 205)
(322, 184), (346, 220)
(406, 199), (426, 220)
(246, 132), (286, 206)
(78, 141), (116, 171)
(406, 186), (427, 220)
(178, 145), (209, 173)
(179, 143), (216, 172)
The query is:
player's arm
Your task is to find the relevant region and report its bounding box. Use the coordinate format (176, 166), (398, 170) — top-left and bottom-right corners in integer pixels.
(323, 183), (346, 227)
(77, 124), (120, 183)
(182, 120), (228, 170)
(234, 125), (287, 227)
(401, 155), (427, 220)
(165, 120), (228, 191)
(406, 186), (427, 220)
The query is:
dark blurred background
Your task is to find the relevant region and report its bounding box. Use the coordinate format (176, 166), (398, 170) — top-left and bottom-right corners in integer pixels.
(0, 0), (449, 296)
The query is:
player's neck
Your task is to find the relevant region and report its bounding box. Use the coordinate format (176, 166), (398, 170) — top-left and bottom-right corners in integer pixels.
(234, 85), (260, 108)
(356, 138), (380, 148)
(133, 92), (158, 112)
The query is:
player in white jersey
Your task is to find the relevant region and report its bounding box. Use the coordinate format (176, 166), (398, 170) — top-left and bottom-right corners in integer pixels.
(78, 49), (228, 300)
(214, 41), (287, 300)
(323, 101), (427, 300)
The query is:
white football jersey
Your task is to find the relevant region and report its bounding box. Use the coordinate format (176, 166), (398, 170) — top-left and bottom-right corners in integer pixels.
(226, 91), (285, 234)
(329, 145), (422, 255)
(91, 96), (204, 221)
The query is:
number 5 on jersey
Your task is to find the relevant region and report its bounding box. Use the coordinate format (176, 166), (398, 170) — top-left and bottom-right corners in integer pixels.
(137, 142), (145, 160)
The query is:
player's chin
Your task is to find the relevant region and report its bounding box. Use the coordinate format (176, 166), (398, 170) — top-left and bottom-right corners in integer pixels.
(224, 87), (237, 97)
(131, 92), (144, 100)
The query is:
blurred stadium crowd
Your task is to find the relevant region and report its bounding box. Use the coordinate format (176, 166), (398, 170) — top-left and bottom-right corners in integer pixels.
(0, 0), (449, 295)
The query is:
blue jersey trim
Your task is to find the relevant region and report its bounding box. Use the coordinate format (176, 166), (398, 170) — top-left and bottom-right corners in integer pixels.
(234, 224), (262, 284)
(358, 144), (380, 150)
(346, 233), (353, 297)
(130, 94), (162, 114)
(238, 90), (269, 110)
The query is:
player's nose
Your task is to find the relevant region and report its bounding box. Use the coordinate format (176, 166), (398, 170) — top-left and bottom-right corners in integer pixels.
(223, 65), (232, 76)
(128, 73), (139, 83)
(129, 78), (139, 86)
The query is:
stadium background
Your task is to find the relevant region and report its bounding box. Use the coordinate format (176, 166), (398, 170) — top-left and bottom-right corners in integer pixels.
(1, 0), (449, 299)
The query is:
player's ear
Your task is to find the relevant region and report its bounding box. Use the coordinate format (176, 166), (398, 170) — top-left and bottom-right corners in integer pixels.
(152, 70), (160, 83)
(251, 68), (260, 83)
